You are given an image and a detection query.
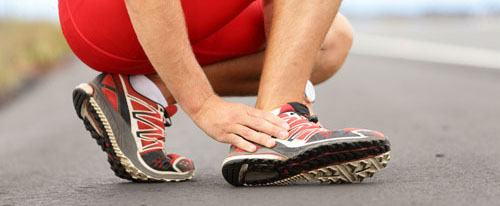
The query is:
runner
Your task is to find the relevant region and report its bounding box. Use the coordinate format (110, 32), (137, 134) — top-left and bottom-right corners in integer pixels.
(59, 0), (390, 185)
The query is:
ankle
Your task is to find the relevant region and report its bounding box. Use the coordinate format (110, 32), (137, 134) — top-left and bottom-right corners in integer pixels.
(256, 99), (308, 112)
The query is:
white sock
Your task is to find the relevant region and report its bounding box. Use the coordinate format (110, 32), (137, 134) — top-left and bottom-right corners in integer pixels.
(271, 107), (281, 116)
(129, 75), (168, 107)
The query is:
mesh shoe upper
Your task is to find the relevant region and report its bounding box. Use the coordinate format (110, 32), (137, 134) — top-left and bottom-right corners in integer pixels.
(92, 73), (192, 173)
(225, 102), (386, 159)
(277, 102), (385, 145)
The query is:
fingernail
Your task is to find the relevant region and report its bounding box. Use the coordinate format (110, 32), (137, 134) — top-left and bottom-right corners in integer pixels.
(266, 139), (275, 147)
(279, 130), (288, 139)
(282, 123), (290, 130)
(249, 145), (257, 152)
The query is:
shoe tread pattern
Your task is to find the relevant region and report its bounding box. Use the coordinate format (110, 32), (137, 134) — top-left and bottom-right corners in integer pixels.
(222, 139), (390, 186)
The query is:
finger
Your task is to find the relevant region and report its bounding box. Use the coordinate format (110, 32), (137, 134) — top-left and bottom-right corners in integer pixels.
(232, 124), (275, 148)
(227, 134), (257, 153)
(243, 116), (288, 140)
(248, 109), (289, 140)
(248, 108), (290, 131)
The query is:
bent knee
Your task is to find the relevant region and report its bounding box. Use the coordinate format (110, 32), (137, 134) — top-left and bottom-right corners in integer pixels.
(312, 14), (354, 84)
(321, 14), (353, 53)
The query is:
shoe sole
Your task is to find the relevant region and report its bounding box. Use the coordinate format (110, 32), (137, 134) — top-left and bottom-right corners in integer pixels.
(222, 139), (390, 186)
(73, 83), (194, 182)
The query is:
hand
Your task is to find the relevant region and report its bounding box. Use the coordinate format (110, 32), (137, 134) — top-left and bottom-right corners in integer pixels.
(192, 95), (290, 152)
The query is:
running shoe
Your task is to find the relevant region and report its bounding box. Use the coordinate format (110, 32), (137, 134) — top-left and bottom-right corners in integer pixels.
(72, 73), (194, 182)
(221, 102), (391, 186)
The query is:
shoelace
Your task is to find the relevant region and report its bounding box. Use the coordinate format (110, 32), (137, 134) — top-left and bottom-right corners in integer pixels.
(307, 115), (319, 123)
(159, 107), (172, 127)
(164, 112), (172, 127)
(135, 105), (172, 153)
(291, 110), (320, 126)
(286, 111), (322, 130)
(282, 111), (325, 140)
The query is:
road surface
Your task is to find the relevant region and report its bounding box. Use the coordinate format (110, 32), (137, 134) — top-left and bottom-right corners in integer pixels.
(1, 17), (500, 205)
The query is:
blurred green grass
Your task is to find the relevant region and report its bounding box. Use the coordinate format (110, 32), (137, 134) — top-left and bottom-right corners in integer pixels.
(0, 20), (70, 98)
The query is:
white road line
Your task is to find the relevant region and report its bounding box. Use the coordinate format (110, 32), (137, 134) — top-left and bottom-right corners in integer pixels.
(351, 33), (500, 70)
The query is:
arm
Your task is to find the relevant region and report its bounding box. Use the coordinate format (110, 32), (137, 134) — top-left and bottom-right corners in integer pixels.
(124, 0), (289, 152)
(124, 0), (213, 116)
(256, 0), (341, 110)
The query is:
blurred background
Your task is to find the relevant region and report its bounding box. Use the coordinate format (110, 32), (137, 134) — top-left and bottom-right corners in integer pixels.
(1, 0), (499, 205)
(1, 0), (499, 106)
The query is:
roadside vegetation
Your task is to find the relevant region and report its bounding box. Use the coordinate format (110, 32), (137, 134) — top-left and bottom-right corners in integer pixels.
(0, 20), (70, 102)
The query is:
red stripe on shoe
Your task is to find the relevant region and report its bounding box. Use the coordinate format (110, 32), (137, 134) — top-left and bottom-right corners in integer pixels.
(101, 87), (118, 112)
(101, 74), (116, 88)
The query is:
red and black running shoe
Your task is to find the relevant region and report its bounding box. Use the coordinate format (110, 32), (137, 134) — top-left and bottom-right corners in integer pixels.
(73, 73), (194, 182)
(221, 102), (390, 186)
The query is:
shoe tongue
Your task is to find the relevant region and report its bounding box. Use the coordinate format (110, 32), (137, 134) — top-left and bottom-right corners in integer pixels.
(280, 102), (310, 116)
(165, 105), (178, 117)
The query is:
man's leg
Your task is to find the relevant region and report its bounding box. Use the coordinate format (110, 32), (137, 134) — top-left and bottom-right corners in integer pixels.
(148, 14), (353, 104)
(255, 0), (340, 110)
(214, 3), (390, 186)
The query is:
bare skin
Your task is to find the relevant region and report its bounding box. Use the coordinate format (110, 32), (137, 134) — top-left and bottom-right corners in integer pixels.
(256, 0), (341, 110)
(124, 0), (348, 152)
(148, 14), (353, 103)
(125, 0), (288, 153)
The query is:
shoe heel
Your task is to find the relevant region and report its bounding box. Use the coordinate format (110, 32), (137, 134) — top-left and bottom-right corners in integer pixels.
(72, 83), (94, 119)
(222, 162), (246, 186)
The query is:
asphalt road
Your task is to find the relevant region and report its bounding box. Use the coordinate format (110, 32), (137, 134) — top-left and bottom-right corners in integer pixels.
(1, 53), (500, 204)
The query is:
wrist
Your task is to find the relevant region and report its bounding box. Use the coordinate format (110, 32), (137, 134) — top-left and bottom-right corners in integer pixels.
(156, 60), (216, 117)
(180, 88), (217, 116)
(189, 93), (219, 123)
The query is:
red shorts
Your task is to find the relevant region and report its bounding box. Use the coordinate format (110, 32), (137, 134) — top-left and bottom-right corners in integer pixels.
(59, 0), (265, 75)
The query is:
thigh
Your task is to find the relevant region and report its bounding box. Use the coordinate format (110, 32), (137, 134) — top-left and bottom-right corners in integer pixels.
(59, 0), (260, 74)
(193, 0), (266, 66)
(182, 0), (255, 44)
(59, 0), (155, 74)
